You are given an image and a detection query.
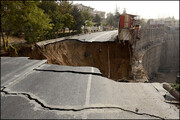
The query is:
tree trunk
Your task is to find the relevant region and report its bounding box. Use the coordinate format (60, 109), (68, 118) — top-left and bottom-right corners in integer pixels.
(84, 25), (86, 33)
(1, 32), (6, 51)
(6, 34), (9, 52)
(54, 31), (56, 38)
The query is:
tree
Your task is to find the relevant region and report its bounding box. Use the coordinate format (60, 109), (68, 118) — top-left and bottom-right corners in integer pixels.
(106, 6), (120, 28)
(70, 6), (83, 32)
(59, 1), (73, 14)
(39, 1), (63, 38)
(93, 14), (101, 26)
(123, 8), (127, 14)
(1, 1), (25, 37)
(39, 1), (74, 36)
(86, 20), (94, 27)
(81, 9), (93, 32)
(23, 2), (53, 43)
(38, 1), (58, 15)
(81, 9), (92, 22)
(1, 1), (24, 51)
(1, 1), (53, 44)
(106, 13), (114, 27)
(62, 13), (74, 33)
(114, 6), (120, 28)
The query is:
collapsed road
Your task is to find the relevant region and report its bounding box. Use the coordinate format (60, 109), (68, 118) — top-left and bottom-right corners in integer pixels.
(1, 57), (179, 119)
(9, 30), (134, 81)
(1, 10), (179, 119)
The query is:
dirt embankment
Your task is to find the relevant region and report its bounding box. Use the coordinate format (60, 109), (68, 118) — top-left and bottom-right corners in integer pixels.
(9, 40), (133, 81)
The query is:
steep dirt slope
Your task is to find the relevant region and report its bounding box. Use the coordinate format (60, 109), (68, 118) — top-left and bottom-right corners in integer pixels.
(12, 40), (132, 81)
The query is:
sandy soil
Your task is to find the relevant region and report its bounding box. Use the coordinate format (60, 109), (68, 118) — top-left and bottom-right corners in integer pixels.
(10, 40), (132, 81)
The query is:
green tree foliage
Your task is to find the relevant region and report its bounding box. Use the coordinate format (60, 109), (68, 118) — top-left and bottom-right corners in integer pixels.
(1, 1), (102, 45)
(62, 13), (74, 32)
(93, 14), (101, 26)
(59, 1), (73, 14)
(23, 2), (53, 43)
(81, 9), (92, 23)
(38, 1), (58, 15)
(39, 1), (74, 37)
(81, 9), (93, 32)
(38, 1), (63, 38)
(1, 1), (24, 36)
(86, 20), (94, 27)
(57, 1), (74, 33)
(70, 6), (83, 32)
(1, 1), (53, 43)
(1, 1), (24, 52)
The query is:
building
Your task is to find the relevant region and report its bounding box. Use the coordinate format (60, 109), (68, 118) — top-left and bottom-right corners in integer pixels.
(74, 3), (106, 19)
(93, 10), (106, 19)
(74, 3), (94, 15)
(148, 18), (179, 27)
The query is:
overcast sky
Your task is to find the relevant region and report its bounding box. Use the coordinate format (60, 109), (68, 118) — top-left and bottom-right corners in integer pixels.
(72, 1), (179, 19)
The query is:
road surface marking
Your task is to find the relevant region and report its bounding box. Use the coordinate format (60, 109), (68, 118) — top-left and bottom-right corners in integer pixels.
(85, 67), (94, 106)
(83, 67), (94, 119)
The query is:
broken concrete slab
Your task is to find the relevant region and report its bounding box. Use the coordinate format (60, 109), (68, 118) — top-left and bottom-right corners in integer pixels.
(1, 94), (158, 119)
(151, 83), (168, 96)
(6, 70), (89, 107)
(1, 95), (58, 119)
(89, 76), (179, 119)
(5, 71), (179, 119)
(151, 83), (177, 101)
(1, 57), (47, 87)
(1, 57), (179, 119)
(1, 95), (82, 119)
(35, 64), (102, 75)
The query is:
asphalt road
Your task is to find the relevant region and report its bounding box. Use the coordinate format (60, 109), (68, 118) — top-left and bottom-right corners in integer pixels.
(70, 30), (118, 42)
(1, 57), (179, 119)
(1, 57), (47, 87)
(36, 30), (118, 47)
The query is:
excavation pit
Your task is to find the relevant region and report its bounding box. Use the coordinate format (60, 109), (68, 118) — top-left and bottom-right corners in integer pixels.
(8, 39), (133, 81)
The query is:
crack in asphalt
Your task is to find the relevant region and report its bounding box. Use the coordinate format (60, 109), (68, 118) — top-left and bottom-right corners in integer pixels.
(34, 69), (102, 76)
(152, 85), (160, 92)
(1, 88), (165, 120)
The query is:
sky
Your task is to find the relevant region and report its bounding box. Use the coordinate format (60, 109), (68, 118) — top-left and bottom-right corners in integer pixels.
(72, 1), (179, 19)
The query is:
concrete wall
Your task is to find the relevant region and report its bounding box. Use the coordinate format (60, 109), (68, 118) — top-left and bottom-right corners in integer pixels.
(142, 44), (162, 79)
(159, 27), (179, 72)
(136, 25), (164, 52)
(136, 25), (179, 81)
